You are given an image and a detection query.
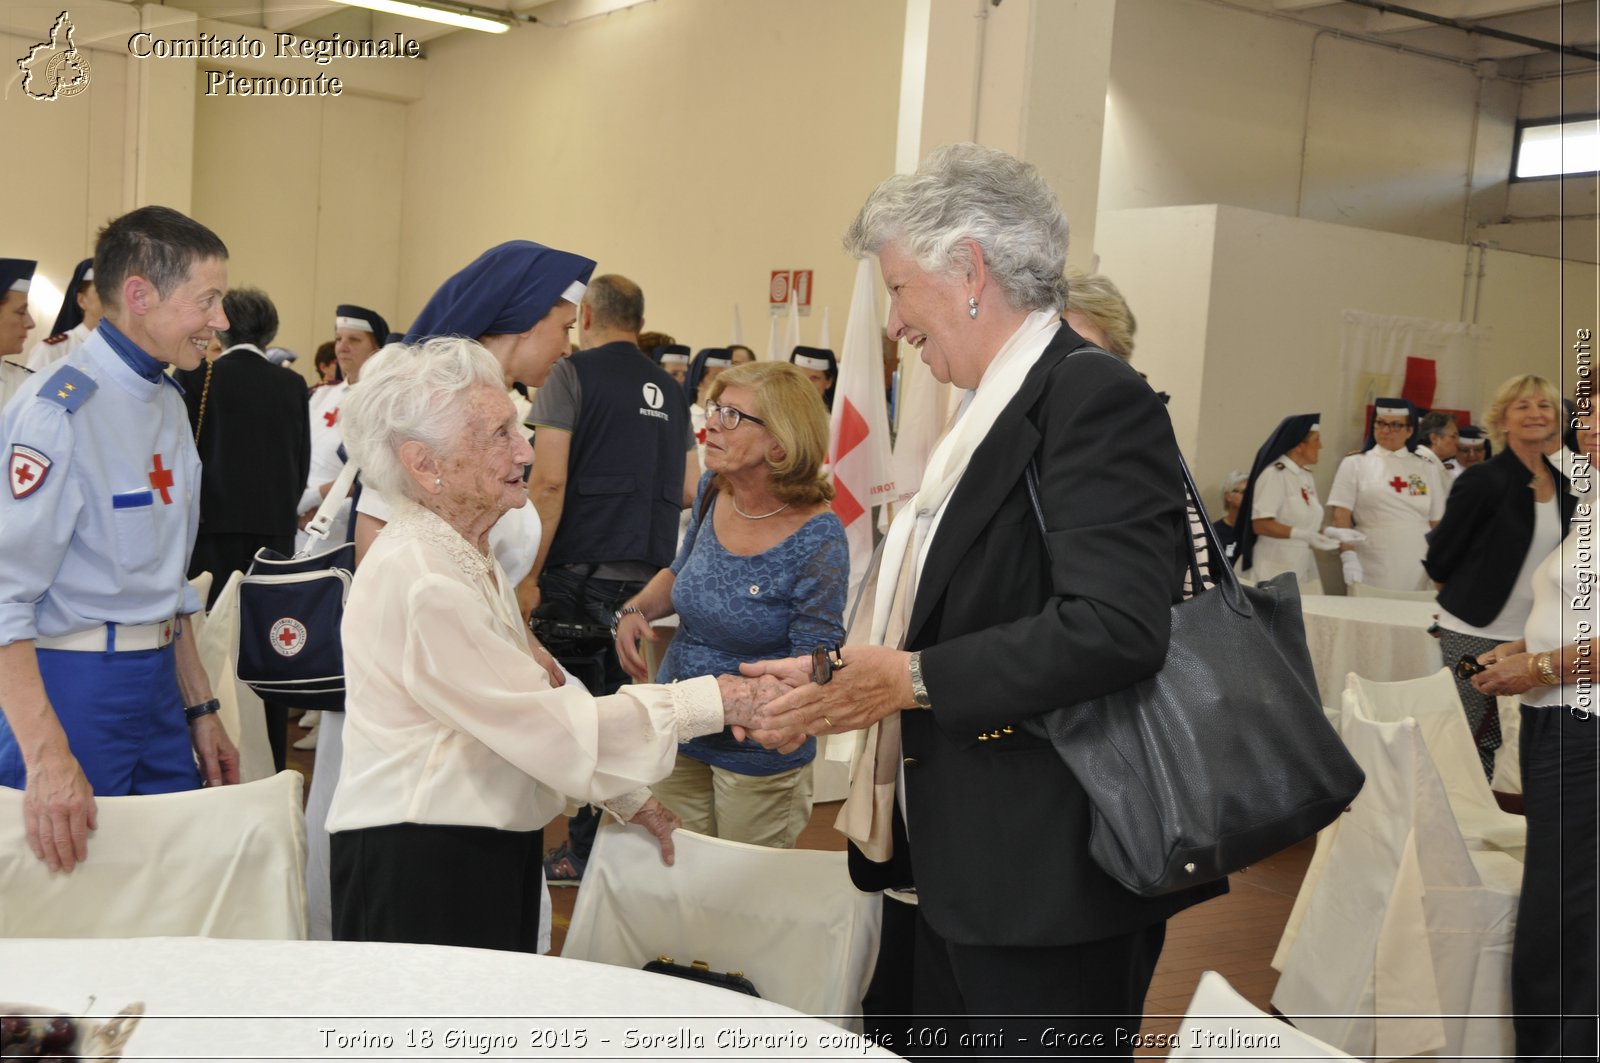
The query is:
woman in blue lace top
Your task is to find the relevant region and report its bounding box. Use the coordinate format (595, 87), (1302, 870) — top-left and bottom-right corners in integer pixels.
(615, 362), (847, 848)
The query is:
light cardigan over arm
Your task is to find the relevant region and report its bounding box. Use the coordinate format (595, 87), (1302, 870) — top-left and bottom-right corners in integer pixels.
(325, 504), (723, 835)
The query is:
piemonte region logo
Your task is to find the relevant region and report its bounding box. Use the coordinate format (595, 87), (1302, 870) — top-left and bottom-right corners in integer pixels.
(18, 12), (91, 101)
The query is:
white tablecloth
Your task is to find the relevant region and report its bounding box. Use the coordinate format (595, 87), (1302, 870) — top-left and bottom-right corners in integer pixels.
(0, 938), (901, 1060)
(1299, 595), (1442, 709)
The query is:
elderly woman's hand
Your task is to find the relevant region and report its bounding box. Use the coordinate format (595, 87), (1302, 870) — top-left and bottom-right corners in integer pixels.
(526, 634), (566, 689)
(628, 797), (682, 866)
(716, 673), (807, 753)
(1471, 652), (1542, 698)
(742, 645), (915, 749)
(614, 611), (657, 682)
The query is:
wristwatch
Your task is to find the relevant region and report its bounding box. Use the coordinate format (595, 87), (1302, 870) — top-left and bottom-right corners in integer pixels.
(908, 651), (932, 708)
(184, 698), (222, 723)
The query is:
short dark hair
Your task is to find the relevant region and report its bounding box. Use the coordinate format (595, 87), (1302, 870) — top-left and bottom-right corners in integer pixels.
(217, 288), (278, 349)
(584, 274), (644, 333)
(94, 205), (228, 309)
(1418, 410), (1457, 444)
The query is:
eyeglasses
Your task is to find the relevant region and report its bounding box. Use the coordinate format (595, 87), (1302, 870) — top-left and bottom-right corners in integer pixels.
(705, 401), (767, 431)
(1373, 420), (1411, 431)
(1455, 654), (1487, 679)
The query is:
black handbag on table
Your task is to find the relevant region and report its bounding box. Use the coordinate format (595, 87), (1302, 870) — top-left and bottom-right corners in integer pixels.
(1020, 452), (1364, 898)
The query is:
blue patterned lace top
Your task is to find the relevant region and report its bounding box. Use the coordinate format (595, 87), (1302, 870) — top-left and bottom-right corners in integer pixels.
(659, 473), (848, 775)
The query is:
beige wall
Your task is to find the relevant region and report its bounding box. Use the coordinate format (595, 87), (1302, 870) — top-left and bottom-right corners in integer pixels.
(1100, 0), (1520, 248)
(191, 88), (408, 375)
(1097, 204), (1597, 526)
(396, 0), (904, 353)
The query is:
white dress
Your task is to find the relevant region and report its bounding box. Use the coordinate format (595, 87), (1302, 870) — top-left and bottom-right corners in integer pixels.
(1241, 456), (1323, 593)
(295, 381), (350, 550)
(1327, 445), (1448, 591)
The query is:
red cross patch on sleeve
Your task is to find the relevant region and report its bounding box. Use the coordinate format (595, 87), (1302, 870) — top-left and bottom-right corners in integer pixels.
(9, 445), (52, 499)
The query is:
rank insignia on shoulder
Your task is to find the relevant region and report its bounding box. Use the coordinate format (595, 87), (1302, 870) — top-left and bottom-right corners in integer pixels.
(39, 365), (96, 413)
(10, 445), (52, 499)
(44, 333), (70, 346)
(1273, 461), (1286, 470)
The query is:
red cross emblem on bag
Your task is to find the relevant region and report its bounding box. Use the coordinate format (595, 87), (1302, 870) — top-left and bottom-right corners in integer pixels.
(270, 618), (308, 657)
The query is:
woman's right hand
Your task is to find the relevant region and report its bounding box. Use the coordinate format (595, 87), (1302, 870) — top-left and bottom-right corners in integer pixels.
(1478, 639), (1527, 666)
(614, 610), (656, 681)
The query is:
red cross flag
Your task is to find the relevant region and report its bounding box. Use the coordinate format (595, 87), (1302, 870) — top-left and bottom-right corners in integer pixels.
(829, 259), (895, 605)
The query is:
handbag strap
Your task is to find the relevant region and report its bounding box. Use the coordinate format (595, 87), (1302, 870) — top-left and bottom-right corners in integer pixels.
(301, 461), (360, 549)
(1021, 348), (1251, 612)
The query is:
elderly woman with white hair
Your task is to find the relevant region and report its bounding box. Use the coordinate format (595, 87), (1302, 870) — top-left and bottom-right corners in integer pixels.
(741, 144), (1224, 1054)
(325, 338), (785, 952)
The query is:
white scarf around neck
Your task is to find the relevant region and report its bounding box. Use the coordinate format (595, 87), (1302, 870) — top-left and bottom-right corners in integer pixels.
(868, 308), (1062, 646)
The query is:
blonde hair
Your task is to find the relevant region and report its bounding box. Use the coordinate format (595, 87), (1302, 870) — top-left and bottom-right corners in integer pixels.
(1485, 373), (1561, 449)
(1064, 268), (1136, 360)
(708, 362), (835, 506)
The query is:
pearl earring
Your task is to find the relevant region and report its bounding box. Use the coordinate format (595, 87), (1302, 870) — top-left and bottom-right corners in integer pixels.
(968, 296), (979, 320)
(434, 477), (442, 489)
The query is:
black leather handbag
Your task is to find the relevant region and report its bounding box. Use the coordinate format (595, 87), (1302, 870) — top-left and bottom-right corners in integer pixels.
(1020, 453), (1364, 897)
(642, 957), (759, 997)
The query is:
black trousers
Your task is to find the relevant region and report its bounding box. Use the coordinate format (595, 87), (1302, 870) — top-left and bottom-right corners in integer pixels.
(1513, 704), (1599, 1062)
(190, 530), (294, 772)
(331, 822), (545, 954)
(871, 902), (1166, 1060)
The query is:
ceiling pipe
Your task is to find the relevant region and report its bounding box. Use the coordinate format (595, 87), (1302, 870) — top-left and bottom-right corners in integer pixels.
(1342, 0), (1600, 64)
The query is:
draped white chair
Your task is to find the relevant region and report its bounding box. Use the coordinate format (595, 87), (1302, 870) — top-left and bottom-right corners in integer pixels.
(1347, 669), (1525, 860)
(563, 820), (880, 1026)
(0, 770), (308, 939)
(1271, 702), (1519, 1061)
(189, 570), (274, 782)
(1492, 693), (1523, 795)
(1170, 971), (1359, 1061)
(1346, 581), (1439, 602)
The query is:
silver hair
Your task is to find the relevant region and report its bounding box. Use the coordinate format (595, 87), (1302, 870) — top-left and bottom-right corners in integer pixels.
(340, 337), (506, 502)
(843, 143), (1069, 312)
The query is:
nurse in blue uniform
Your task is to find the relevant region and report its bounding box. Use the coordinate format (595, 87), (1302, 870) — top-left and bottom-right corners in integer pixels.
(0, 207), (239, 873)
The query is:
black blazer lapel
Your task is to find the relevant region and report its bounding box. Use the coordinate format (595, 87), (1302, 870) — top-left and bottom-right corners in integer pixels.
(905, 379), (1044, 646)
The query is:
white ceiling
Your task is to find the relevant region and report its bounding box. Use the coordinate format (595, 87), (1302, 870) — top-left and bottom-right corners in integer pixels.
(1237, 0), (1599, 80)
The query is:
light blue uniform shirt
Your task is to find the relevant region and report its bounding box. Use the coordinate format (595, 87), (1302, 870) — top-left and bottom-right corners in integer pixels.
(0, 326), (202, 644)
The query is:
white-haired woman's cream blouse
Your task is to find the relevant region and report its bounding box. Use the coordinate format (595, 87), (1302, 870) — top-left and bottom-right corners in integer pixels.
(325, 502), (724, 835)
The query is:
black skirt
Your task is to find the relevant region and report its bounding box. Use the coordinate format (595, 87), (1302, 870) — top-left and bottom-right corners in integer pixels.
(331, 822), (545, 954)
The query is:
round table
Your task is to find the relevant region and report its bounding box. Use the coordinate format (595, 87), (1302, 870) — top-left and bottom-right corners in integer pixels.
(0, 937), (902, 1059)
(1298, 594), (1442, 709)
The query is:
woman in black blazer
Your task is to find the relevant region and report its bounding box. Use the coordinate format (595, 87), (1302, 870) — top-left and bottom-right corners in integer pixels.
(1424, 374), (1575, 782)
(741, 145), (1223, 1057)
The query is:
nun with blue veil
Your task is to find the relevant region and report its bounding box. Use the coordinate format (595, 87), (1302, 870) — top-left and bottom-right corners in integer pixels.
(302, 240), (595, 943)
(24, 257), (99, 372)
(1235, 413), (1340, 595)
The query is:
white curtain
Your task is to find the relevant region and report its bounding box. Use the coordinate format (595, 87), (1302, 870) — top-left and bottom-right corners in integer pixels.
(1338, 310), (1487, 452)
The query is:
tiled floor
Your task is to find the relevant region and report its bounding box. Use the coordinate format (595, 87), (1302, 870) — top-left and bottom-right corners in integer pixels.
(288, 716), (1313, 1053)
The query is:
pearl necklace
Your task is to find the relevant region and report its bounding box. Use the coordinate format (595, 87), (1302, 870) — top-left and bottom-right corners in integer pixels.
(732, 497), (791, 520)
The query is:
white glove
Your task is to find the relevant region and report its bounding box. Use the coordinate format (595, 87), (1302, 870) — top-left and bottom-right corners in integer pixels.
(1341, 551), (1364, 585)
(1322, 526), (1368, 545)
(1291, 527), (1341, 551)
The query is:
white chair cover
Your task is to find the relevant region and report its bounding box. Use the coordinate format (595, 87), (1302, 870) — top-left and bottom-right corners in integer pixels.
(563, 821), (881, 1025)
(1347, 581), (1438, 602)
(0, 771), (308, 939)
(190, 570), (274, 783)
(1492, 693), (1523, 795)
(1271, 703), (1518, 1061)
(1348, 670), (1525, 860)
(1170, 970), (1358, 1060)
